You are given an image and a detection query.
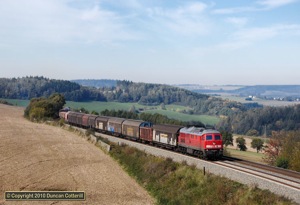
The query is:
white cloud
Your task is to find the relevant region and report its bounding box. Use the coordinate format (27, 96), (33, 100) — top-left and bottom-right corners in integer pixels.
(146, 2), (210, 36)
(213, 0), (298, 14)
(102, 0), (143, 10)
(236, 24), (300, 41)
(213, 7), (256, 15)
(217, 24), (300, 50)
(0, 0), (139, 46)
(257, 0), (299, 8)
(225, 17), (248, 27)
(180, 2), (207, 14)
(0, 0), (213, 47)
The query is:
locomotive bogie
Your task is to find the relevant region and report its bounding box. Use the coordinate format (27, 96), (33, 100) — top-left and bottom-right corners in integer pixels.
(204, 149), (223, 159)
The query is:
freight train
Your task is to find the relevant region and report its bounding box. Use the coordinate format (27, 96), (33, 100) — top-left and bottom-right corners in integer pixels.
(59, 110), (223, 159)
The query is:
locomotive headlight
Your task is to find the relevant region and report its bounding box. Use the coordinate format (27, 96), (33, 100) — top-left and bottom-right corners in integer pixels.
(206, 145), (213, 148)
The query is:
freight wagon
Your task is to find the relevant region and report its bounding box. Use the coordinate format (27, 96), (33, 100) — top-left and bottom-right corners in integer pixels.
(122, 119), (152, 140)
(94, 116), (109, 132)
(152, 124), (183, 148)
(107, 117), (125, 136)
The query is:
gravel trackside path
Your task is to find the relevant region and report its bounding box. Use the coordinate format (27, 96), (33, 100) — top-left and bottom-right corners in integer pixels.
(0, 104), (154, 205)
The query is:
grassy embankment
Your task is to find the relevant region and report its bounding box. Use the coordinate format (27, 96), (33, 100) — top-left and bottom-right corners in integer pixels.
(108, 143), (292, 205)
(226, 148), (265, 163)
(2, 99), (219, 125)
(226, 135), (268, 163)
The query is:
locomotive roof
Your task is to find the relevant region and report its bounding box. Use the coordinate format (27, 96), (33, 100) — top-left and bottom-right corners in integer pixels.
(180, 126), (220, 135)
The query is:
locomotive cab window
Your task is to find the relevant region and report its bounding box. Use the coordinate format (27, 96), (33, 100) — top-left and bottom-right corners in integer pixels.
(215, 135), (221, 140)
(206, 135), (212, 140)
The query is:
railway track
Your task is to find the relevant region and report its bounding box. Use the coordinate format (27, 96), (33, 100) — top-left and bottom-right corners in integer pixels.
(214, 158), (300, 191)
(222, 156), (300, 181)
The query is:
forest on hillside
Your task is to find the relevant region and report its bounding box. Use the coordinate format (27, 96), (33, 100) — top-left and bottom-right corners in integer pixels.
(0, 76), (251, 116)
(2, 76), (300, 135)
(0, 76), (106, 101)
(217, 104), (300, 135)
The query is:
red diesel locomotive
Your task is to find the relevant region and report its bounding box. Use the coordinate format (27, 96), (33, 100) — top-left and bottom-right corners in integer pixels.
(178, 127), (223, 159)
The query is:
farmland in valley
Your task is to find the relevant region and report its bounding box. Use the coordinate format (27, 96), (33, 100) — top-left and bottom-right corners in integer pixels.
(1, 99), (220, 125)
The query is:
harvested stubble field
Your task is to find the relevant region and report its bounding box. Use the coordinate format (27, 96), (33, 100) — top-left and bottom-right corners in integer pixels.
(0, 104), (154, 205)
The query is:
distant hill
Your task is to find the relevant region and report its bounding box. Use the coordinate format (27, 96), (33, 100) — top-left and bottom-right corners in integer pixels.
(175, 84), (244, 92)
(230, 85), (300, 98)
(72, 79), (117, 88)
(177, 84), (300, 100)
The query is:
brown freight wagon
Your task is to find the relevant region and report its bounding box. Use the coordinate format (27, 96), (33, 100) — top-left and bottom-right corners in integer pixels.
(87, 115), (98, 129)
(122, 120), (152, 140)
(67, 112), (78, 125)
(153, 124), (183, 148)
(75, 113), (85, 126)
(82, 114), (92, 128)
(107, 117), (125, 136)
(95, 116), (109, 132)
(140, 126), (153, 142)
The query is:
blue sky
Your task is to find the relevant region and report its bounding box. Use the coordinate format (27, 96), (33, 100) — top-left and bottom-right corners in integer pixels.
(0, 0), (299, 85)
